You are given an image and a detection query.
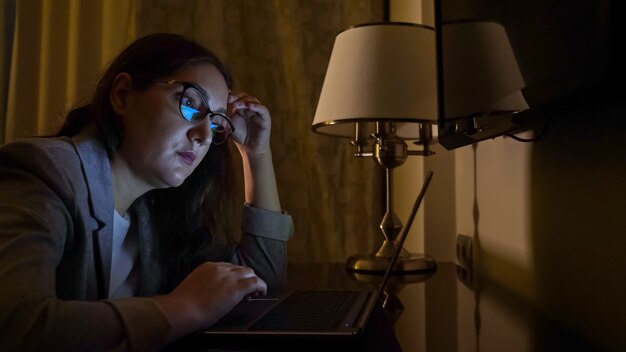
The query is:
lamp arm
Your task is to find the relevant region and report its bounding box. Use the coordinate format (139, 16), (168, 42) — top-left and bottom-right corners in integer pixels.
(407, 149), (434, 156)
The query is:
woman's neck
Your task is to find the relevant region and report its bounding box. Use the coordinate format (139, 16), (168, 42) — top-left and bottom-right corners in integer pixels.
(109, 154), (150, 215)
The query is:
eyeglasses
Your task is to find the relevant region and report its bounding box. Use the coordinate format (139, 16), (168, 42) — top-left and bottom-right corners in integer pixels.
(156, 80), (235, 145)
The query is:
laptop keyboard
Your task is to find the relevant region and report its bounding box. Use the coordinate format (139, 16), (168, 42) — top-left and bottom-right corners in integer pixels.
(250, 290), (361, 331)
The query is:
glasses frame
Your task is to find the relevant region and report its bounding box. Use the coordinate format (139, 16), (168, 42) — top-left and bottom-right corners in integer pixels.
(156, 79), (235, 145)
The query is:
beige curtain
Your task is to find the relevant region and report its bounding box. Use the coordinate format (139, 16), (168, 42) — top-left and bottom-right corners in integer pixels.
(136, 0), (385, 262)
(4, 0), (135, 142)
(1, 0), (16, 143)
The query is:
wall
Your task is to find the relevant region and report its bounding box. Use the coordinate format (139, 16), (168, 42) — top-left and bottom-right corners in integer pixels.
(443, 0), (626, 348)
(461, 93), (626, 350)
(394, 0), (626, 350)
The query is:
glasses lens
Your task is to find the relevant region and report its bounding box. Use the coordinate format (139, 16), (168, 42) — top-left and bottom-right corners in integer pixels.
(210, 114), (233, 145)
(179, 87), (209, 122)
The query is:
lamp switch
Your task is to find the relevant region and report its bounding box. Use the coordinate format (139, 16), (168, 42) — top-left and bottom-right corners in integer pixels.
(456, 234), (473, 270)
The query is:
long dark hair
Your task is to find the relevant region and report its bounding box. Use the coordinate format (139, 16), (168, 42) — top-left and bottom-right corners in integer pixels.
(57, 33), (238, 290)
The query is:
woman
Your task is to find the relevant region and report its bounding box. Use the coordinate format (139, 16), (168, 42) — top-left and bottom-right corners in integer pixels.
(0, 33), (293, 351)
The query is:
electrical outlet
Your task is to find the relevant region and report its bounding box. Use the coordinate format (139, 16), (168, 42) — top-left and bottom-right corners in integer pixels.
(456, 234), (473, 270)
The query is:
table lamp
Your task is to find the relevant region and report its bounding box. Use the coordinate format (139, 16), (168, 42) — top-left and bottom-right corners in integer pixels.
(312, 22), (438, 274)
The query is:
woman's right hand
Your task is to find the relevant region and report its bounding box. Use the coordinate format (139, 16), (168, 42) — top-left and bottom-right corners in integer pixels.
(152, 261), (267, 343)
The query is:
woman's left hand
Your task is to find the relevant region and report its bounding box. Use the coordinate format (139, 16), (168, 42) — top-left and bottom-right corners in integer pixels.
(228, 91), (271, 156)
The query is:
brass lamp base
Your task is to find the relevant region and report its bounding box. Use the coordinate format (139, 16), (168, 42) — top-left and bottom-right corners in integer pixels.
(346, 252), (437, 274)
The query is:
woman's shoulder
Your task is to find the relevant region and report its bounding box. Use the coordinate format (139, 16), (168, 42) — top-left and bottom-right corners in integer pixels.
(0, 136), (88, 190)
(0, 136), (79, 166)
(1, 135), (74, 151)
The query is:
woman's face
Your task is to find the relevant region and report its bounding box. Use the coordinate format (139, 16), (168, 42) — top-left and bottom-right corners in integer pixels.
(114, 63), (229, 189)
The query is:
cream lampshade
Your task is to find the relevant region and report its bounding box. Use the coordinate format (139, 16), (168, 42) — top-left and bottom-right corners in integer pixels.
(313, 22), (438, 141)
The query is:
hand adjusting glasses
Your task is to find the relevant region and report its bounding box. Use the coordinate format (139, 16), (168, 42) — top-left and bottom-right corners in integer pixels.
(157, 80), (235, 145)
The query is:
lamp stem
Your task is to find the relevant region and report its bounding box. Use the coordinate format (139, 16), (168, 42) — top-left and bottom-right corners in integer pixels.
(385, 167), (392, 216)
(376, 166), (404, 258)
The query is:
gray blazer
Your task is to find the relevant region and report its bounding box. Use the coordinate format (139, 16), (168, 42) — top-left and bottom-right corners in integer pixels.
(0, 128), (293, 351)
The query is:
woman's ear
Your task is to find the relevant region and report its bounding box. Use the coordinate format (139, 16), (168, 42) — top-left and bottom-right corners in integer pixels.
(110, 73), (133, 115)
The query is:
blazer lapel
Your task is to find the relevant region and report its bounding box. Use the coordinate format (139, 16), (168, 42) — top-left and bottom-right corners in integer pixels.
(71, 127), (114, 299)
(132, 199), (162, 296)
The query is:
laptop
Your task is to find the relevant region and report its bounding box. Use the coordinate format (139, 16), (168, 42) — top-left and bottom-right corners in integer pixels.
(197, 171), (434, 342)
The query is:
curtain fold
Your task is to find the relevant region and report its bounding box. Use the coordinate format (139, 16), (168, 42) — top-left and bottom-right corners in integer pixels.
(137, 0), (385, 262)
(0, 0), (16, 144)
(4, 0), (135, 142)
